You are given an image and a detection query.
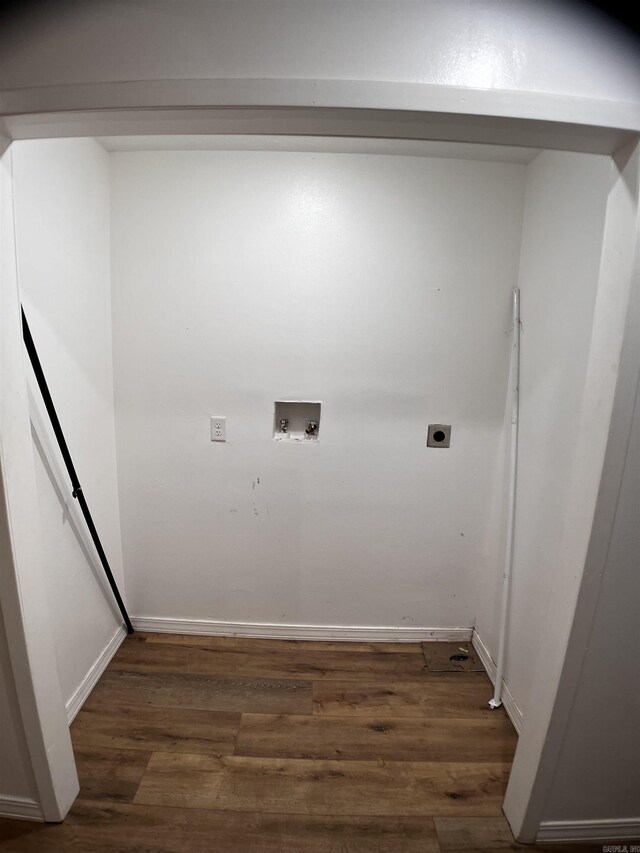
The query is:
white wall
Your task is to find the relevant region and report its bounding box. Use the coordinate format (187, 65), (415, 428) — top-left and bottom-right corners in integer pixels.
(12, 138), (124, 710)
(0, 612), (35, 806)
(502, 143), (639, 842)
(541, 368), (639, 826)
(0, 0), (638, 102)
(511, 143), (640, 842)
(0, 142), (78, 821)
(111, 147), (525, 629)
(0, 153), (36, 805)
(475, 151), (613, 716)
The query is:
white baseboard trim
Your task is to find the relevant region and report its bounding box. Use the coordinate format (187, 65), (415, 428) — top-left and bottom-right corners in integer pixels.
(65, 625), (127, 724)
(537, 818), (640, 843)
(471, 629), (524, 734)
(0, 796), (43, 822)
(131, 616), (473, 644)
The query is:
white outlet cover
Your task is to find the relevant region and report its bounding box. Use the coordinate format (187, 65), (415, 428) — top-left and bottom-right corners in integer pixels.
(211, 416), (226, 442)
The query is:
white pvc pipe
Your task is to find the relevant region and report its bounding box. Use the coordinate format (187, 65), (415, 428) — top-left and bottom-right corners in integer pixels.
(489, 287), (520, 710)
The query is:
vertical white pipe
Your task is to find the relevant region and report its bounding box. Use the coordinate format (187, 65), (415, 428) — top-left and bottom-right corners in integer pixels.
(489, 287), (520, 710)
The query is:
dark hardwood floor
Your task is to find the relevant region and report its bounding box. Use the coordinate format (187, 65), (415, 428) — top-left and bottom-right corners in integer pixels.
(0, 634), (603, 851)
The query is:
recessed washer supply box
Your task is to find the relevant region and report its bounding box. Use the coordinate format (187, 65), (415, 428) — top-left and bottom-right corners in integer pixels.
(274, 401), (321, 442)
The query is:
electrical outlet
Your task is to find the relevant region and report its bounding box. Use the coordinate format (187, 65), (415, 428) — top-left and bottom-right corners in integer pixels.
(427, 424), (451, 448)
(211, 416), (226, 442)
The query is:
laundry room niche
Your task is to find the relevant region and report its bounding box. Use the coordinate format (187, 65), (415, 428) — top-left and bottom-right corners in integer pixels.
(10, 133), (625, 732)
(274, 401), (321, 441)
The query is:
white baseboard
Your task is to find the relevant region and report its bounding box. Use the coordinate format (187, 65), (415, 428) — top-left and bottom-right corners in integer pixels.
(131, 616), (473, 644)
(65, 625), (127, 723)
(0, 796), (43, 822)
(537, 818), (640, 843)
(471, 629), (524, 734)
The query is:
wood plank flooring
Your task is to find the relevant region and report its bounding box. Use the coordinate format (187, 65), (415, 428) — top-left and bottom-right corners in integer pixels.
(84, 668), (313, 714)
(110, 635), (430, 680)
(233, 713), (517, 761)
(0, 634), (602, 851)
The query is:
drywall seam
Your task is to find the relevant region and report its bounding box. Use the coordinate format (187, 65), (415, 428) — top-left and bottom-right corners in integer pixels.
(65, 625), (127, 724)
(472, 629), (523, 734)
(131, 617), (472, 643)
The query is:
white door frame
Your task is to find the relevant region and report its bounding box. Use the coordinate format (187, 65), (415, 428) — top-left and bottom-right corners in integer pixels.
(0, 137), (79, 822)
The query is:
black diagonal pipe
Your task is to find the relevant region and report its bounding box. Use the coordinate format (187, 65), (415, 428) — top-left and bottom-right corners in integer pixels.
(21, 306), (134, 635)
